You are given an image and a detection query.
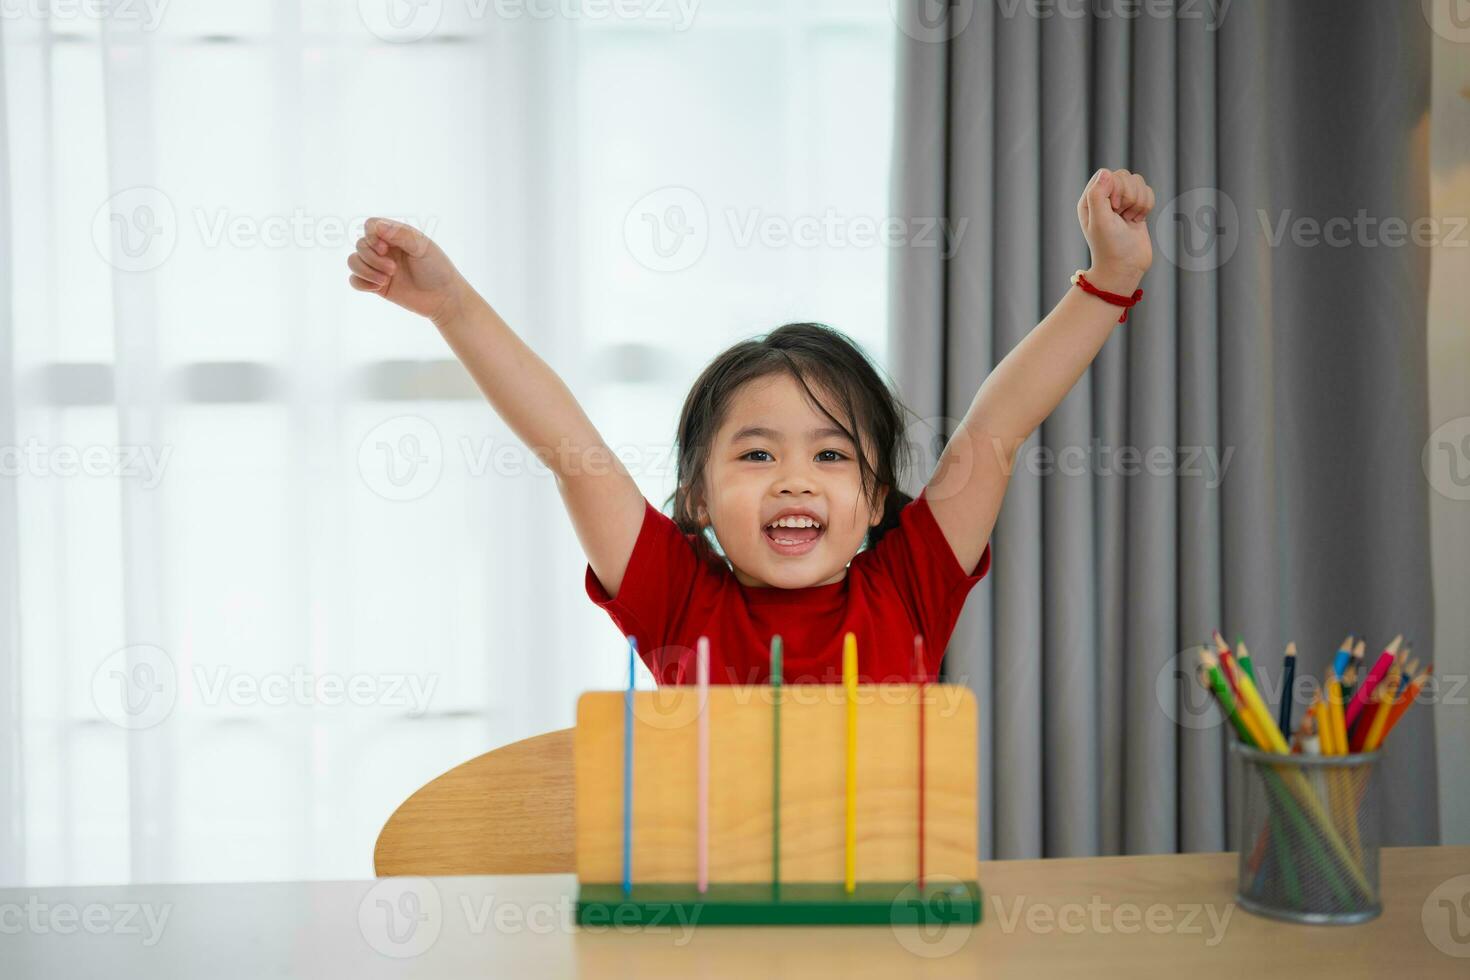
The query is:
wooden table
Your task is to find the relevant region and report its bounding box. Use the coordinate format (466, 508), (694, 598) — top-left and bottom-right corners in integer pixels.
(5, 846), (1467, 977)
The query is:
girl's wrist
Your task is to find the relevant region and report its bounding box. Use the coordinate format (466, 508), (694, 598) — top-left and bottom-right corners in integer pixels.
(430, 276), (479, 331)
(1082, 263), (1145, 295)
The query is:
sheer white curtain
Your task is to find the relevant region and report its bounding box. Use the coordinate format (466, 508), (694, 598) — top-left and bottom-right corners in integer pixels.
(1, 0), (896, 886)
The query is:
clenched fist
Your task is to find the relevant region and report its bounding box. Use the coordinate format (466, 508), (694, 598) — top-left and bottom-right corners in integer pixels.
(347, 217), (469, 326)
(1077, 168), (1154, 286)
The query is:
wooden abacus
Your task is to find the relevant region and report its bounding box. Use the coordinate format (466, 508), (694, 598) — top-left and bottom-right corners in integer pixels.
(574, 634), (982, 926)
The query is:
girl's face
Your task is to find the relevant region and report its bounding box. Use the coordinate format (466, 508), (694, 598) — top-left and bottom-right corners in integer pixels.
(694, 372), (886, 589)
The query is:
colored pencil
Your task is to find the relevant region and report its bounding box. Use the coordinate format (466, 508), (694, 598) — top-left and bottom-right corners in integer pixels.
(1212, 631), (1241, 696)
(1236, 667), (1288, 753)
(1198, 652), (1255, 745)
(1325, 671), (1347, 756)
(1198, 657), (1347, 900)
(843, 632), (858, 894)
(770, 634), (782, 893)
(1379, 665), (1432, 742)
(696, 636), (710, 893)
(1360, 672), (1396, 753)
(623, 635), (636, 896)
(1399, 658), (1419, 695)
(1345, 635), (1402, 731)
(1331, 634), (1355, 681)
(1278, 642), (1298, 735)
(1235, 636), (1257, 685)
(914, 634), (926, 891)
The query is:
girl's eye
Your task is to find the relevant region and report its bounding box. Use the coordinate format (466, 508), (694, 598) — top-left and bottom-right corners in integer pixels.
(740, 449), (848, 463)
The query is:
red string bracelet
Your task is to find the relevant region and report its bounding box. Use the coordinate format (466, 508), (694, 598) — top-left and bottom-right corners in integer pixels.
(1071, 269), (1143, 323)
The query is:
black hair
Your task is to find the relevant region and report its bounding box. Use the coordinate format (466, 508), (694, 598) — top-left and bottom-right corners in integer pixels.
(666, 322), (918, 569)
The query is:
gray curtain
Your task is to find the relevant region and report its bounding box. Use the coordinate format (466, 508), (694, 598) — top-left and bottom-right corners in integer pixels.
(890, 0), (1438, 858)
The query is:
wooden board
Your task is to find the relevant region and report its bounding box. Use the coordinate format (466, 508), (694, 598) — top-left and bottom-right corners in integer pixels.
(574, 684), (977, 884)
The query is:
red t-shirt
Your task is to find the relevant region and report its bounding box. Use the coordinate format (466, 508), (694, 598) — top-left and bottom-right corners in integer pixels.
(584, 488), (992, 686)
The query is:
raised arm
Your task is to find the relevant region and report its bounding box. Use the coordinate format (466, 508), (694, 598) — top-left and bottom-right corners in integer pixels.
(925, 169), (1155, 573)
(348, 217), (646, 597)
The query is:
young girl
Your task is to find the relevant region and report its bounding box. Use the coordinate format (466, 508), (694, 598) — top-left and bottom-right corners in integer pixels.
(347, 167), (1155, 686)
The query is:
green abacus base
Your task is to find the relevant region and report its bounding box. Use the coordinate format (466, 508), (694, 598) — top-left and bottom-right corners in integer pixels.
(576, 880), (983, 926)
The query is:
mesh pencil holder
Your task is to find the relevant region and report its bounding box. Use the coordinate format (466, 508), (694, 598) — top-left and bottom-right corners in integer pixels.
(1231, 742), (1382, 925)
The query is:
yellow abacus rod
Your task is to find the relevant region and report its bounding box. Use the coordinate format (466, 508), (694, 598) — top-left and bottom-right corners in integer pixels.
(844, 632), (857, 894)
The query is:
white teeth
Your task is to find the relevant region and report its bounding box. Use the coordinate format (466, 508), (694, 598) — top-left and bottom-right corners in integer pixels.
(766, 515), (821, 529)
